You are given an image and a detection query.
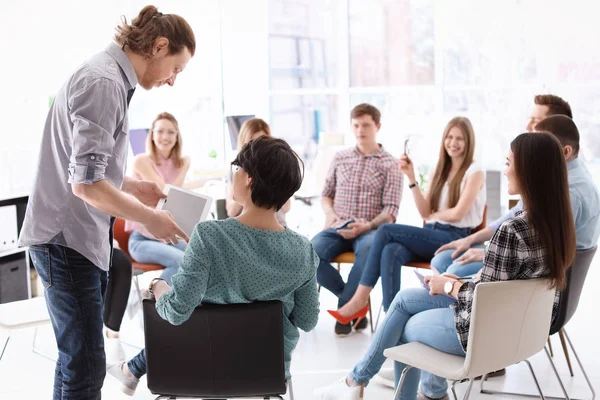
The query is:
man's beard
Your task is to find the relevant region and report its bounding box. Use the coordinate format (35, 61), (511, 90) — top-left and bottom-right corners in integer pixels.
(140, 59), (161, 89)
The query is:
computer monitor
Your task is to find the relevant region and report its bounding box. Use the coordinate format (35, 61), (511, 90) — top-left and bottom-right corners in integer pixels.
(226, 115), (255, 150)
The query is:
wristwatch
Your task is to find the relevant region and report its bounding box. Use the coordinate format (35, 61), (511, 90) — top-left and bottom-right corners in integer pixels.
(408, 182), (418, 189)
(444, 279), (457, 295)
(148, 278), (165, 297)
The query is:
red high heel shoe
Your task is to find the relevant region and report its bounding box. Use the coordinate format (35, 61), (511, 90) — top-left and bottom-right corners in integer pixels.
(328, 304), (369, 329)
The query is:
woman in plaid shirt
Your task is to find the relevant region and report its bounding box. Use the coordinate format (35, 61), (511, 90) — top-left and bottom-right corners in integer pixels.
(315, 132), (576, 400)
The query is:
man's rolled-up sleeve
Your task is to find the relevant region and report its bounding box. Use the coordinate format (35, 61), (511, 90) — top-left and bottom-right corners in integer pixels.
(67, 78), (125, 185)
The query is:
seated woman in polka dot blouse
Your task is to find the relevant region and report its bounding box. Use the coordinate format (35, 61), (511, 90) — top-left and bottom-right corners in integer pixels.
(108, 136), (320, 395)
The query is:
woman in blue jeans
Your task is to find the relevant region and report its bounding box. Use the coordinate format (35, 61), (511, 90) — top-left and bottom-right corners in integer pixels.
(125, 112), (192, 283)
(330, 117), (486, 319)
(316, 132), (577, 399)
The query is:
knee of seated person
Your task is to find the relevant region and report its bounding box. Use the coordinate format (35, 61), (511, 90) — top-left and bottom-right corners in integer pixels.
(430, 252), (452, 273)
(445, 263), (470, 277)
(355, 235), (375, 253)
(389, 287), (423, 309)
(377, 223), (396, 235)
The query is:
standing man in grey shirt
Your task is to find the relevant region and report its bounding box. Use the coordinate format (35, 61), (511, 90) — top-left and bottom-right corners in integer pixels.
(18, 6), (195, 399)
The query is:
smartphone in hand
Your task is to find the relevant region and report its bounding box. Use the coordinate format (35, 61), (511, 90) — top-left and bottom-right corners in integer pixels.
(336, 219), (356, 230)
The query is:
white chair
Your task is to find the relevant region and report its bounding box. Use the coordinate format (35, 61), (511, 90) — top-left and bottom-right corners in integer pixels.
(383, 279), (556, 400)
(0, 296), (53, 361)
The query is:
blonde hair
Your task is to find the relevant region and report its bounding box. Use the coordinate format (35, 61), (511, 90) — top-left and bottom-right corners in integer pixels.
(237, 118), (272, 150)
(146, 112), (184, 168)
(428, 117), (476, 212)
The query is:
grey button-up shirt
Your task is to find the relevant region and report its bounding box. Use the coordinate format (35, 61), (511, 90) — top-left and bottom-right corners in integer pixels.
(19, 43), (138, 271)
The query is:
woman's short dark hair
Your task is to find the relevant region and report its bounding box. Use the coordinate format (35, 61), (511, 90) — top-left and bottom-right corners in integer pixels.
(232, 136), (304, 211)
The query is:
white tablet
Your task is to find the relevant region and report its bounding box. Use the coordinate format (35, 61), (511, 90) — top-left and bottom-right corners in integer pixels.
(156, 185), (213, 237)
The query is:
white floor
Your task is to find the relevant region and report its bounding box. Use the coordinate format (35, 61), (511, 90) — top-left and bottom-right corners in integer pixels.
(1, 263), (599, 400)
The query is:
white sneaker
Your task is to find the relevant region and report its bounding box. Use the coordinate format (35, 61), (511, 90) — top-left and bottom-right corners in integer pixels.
(374, 368), (394, 388)
(314, 378), (363, 399)
(104, 330), (126, 365)
(107, 362), (139, 396)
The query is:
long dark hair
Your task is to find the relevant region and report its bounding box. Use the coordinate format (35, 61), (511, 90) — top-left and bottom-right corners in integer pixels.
(511, 132), (576, 290)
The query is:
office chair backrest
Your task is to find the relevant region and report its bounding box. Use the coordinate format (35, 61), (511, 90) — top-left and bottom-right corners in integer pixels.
(463, 279), (555, 377)
(113, 218), (132, 258)
(550, 246), (597, 335)
(473, 205), (487, 233)
(143, 299), (286, 398)
(215, 198), (228, 220)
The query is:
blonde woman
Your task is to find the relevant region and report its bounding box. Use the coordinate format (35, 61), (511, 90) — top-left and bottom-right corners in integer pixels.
(331, 117), (486, 322)
(225, 118), (291, 225)
(125, 112), (191, 283)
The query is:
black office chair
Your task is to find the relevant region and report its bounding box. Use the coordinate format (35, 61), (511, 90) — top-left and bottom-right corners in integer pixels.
(143, 299), (292, 399)
(215, 198), (228, 220)
(481, 246), (597, 399)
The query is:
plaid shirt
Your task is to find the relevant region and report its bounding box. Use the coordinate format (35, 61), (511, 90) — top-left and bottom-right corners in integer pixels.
(452, 211), (558, 351)
(322, 146), (402, 229)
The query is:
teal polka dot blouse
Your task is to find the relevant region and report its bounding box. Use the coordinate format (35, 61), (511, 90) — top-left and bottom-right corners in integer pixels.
(156, 218), (320, 379)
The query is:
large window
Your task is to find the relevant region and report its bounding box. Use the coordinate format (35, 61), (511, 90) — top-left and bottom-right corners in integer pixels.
(268, 0), (343, 90)
(3, 0), (599, 201)
(349, 0), (435, 87)
(268, 0), (600, 168)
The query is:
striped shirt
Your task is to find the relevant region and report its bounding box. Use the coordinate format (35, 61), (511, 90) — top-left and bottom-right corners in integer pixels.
(322, 146), (402, 228)
(452, 211), (558, 351)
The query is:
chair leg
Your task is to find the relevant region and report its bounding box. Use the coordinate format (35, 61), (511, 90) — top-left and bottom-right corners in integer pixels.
(29, 326), (56, 361)
(563, 328), (596, 400)
(524, 359), (546, 400)
(452, 380), (460, 400)
(558, 329), (575, 377)
(132, 274), (145, 331)
(374, 302), (384, 332)
(133, 274), (144, 310)
(480, 345), (588, 400)
(368, 297), (374, 333)
(287, 379), (294, 400)
(548, 336), (554, 357)
(543, 346), (571, 400)
(462, 379), (475, 400)
(392, 366), (412, 400)
(0, 334), (9, 361)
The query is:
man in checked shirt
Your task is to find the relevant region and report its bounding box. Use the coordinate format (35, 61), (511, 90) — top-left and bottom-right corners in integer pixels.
(312, 103), (403, 335)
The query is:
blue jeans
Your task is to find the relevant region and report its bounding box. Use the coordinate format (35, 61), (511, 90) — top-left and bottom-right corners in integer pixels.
(350, 288), (465, 400)
(128, 231), (187, 284)
(29, 244), (108, 400)
(360, 223), (471, 310)
(430, 245), (485, 277)
(128, 349), (147, 379)
(312, 228), (377, 307)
